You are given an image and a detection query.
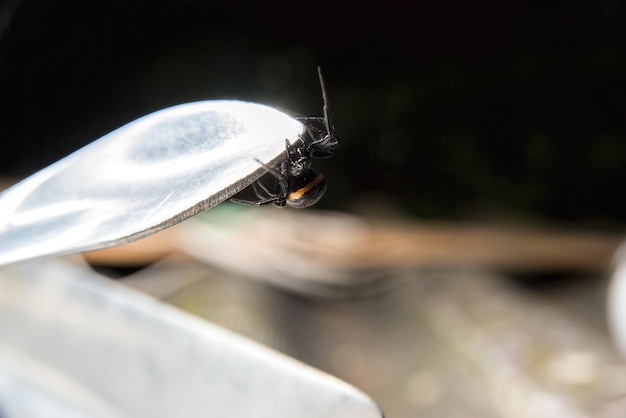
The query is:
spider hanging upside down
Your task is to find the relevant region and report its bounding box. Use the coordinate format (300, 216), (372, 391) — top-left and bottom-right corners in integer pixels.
(231, 66), (340, 209)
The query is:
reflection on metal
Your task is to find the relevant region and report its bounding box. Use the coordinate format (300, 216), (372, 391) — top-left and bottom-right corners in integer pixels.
(608, 241), (626, 358)
(0, 101), (305, 266)
(0, 259), (382, 418)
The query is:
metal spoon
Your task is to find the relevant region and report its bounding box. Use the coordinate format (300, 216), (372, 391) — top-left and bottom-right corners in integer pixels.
(0, 100), (305, 266)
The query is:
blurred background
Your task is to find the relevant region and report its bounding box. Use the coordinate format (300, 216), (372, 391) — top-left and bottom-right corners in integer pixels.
(2, 0), (626, 416)
(2, 0), (625, 223)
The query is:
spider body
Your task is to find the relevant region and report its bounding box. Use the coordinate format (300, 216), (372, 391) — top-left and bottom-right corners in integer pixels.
(231, 67), (336, 209)
(238, 160), (327, 208)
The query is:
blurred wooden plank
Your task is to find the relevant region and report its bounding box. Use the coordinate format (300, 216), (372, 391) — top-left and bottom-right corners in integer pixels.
(354, 222), (622, 273)
(83, 213), (622, 274)
(81, 228), (179, 265)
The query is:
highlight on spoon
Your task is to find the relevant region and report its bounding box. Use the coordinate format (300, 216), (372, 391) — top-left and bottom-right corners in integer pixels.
(0, 101), (306, 266)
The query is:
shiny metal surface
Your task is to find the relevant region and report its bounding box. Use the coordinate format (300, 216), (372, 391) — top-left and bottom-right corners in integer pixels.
(608, 241), (626, 358)
(0, 101), (305, 266)
(0, 258), (382, 418)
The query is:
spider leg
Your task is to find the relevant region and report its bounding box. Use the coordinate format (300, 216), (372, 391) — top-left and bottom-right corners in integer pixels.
(230, 171), (280, 207)
(296, 116), (325, 122)
(230, 196), (278, 206)
(254, 158), (282, 178)
(295, 119), (324, 136)
(230, 159), (289, 208)
(254, 158), (289, 205)
(253, 179), (274, 198)
(296, 118), (327, 144)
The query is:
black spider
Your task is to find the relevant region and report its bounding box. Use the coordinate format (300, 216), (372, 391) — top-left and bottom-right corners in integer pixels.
(232, 67), (338, 209)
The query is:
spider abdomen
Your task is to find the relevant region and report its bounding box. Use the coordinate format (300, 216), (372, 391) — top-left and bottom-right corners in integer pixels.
(286, 169), (327, 209)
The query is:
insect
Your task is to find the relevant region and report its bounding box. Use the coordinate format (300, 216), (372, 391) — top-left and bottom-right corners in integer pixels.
(232, 67), (339, 209)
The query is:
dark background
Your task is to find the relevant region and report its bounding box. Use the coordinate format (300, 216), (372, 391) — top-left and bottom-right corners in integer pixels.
(1, 0), (625, 225)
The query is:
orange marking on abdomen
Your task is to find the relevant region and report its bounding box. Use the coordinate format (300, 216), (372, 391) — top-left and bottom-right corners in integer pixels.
(288, 174), (325, 201)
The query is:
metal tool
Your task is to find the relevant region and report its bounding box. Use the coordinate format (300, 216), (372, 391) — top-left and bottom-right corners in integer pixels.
(0, 100), (304, 266)
(0, 257), (382, 418)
